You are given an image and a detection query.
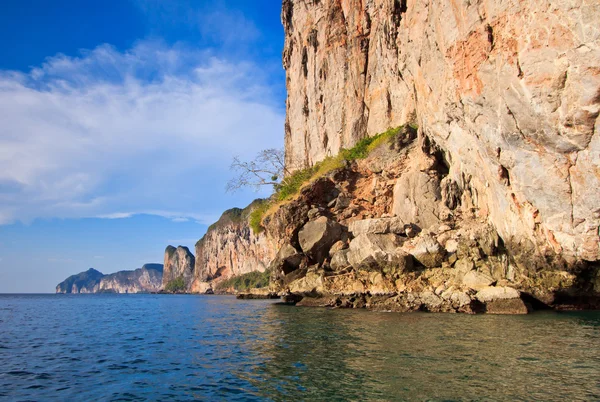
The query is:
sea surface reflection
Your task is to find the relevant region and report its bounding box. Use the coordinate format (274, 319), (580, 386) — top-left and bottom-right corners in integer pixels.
(1, 294), (599, 401)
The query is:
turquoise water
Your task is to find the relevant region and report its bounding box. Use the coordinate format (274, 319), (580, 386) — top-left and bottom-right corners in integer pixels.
(1, 294), (599, 401)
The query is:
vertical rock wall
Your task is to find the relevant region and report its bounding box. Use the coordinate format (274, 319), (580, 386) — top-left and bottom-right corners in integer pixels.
(163, 246), (195, 290)
(282, 0), (600, 264)
(193, 205), (277, 290)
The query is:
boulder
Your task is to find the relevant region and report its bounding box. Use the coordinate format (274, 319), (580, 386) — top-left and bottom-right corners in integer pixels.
(346, 233), (412, 275)
(475, 286), (521, 302)
(392, 167), (442, 231)
(329, 240), (347, 257)
(271, 244), (305, 275)
(348, 217), (406, 235)
(330, 249), (351, 271)
(450, 291), (472, 308)
(333, 192), (352, 210)
(454, 258), (474, 273)
(298, 216), (343, 263)
(462, 271), (495, 290)
(420, 291), (444, 310)
(406, 235), (445, 268)
(307, 207), (325, 220)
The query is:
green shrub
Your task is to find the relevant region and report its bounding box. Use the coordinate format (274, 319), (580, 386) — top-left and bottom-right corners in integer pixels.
(215, 270), (271, 292)
(164, 276), (186, 293)
(249, 200), (270, 234)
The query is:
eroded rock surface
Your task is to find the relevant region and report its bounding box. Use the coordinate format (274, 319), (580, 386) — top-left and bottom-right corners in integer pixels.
(162, 1), (599, 311)
(283, 0), (600, 267)
(193, 203), (277, 290)
(163, 246), (195, 291)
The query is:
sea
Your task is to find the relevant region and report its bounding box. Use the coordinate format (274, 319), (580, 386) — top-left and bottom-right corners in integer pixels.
(1, 294), (599, 401)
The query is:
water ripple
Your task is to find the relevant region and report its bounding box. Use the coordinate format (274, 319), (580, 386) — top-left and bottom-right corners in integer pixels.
(1, 294), (599, 401)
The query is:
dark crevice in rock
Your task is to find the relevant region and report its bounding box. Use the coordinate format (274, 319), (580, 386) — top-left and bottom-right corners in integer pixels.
(498, 164), (510, 186)
(301, 47), (308, 78)
(442, 179), (462, 210)
(486, 24), (494, 50)
(282, 0), (294, 30)
(422, 135), (450, 176)
(516, 58), (524, 78)
(308, 28), (319, 51)
(520, 292), (552, 310)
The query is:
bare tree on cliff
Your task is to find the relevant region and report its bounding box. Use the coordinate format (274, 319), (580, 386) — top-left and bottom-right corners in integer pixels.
(226, 148), (290, 193)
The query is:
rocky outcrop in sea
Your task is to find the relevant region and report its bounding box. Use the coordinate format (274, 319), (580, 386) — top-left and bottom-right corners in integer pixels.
(163, 246), (195, 291)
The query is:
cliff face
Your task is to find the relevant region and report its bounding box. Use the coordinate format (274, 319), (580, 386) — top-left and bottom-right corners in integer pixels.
(282, 0), (600, 265)
(264, 131), (600, 312)
(56, 264), (163, 294)
(192, 203), (277, 292)
(163, 246), (195, 290)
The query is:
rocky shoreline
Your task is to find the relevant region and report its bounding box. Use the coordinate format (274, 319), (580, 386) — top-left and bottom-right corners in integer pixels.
(256, 127), (600, 315)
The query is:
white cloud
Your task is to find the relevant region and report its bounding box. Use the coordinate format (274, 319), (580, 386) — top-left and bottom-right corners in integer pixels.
(0, 41), (284, 224)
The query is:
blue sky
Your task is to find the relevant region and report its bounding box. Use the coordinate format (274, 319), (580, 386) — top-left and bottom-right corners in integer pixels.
(0, 0), (286, 292)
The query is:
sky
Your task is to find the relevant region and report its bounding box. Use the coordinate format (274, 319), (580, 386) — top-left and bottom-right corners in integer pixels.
(0, 0), (286, 292)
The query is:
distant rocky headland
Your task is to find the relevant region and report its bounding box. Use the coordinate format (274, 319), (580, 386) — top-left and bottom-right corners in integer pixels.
(56, 264), (163, 294)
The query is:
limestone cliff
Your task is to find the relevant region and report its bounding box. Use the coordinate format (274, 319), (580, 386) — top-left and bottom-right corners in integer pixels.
(56, 264), (164, 294)
(170, 0), (599, 312)
(163, 246), (195, 291)
(263, 130), (600, 312)
(282, 0), (600, 266)
(192, 201), (277, 292)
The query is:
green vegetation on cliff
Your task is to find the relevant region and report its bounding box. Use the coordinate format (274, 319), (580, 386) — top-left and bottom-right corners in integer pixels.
(249, 126), (408, 233)
(164, 276), (186, 293)
(215, 270), (271, 292)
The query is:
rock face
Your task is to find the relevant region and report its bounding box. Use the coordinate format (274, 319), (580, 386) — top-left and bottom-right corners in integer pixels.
(282, 0), (600, 266)
(163, 246), (195, 291)
(298, 216), (343, 263)
(162, 1), (599, 310)
(262, 125), (600, 313)
(56, 265), (163, 294)
(193, 202), (277, 291)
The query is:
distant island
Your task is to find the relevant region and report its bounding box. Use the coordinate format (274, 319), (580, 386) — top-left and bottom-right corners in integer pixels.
(56, 264), (163, 294)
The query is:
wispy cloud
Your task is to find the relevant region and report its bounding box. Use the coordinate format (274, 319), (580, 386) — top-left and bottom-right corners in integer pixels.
(0, 41), (284, 225)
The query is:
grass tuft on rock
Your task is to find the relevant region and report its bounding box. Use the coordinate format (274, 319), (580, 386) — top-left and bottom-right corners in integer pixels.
(249, 200), (270, 234)
(249, 125), (409, 234)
